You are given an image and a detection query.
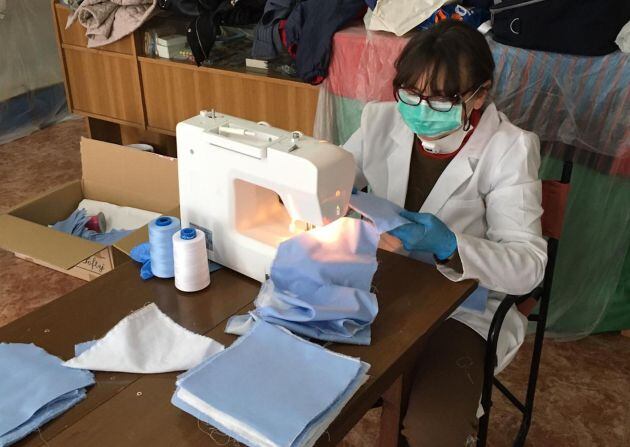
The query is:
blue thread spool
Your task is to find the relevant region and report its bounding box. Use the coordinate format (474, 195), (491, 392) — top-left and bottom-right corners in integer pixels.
(148, 216), (181, 278)
(180, 227), (196, 240)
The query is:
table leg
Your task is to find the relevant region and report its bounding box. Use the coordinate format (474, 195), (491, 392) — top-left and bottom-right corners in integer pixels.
(378, 375), (404, 447)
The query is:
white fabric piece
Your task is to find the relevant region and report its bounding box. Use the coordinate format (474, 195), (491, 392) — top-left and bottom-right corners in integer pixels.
(369, 0), (448, 36)
(64, 303), (224, 373)
(418, 125), (473, 154)
(77, 199), (160, 232)
(615, 20), (630, 53)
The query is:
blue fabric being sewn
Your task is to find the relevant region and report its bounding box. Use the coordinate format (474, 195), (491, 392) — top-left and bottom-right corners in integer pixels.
(51, 208), (131, 246)
(0, 344), (94, 446)
(349, 191), (411, 233)
(172, 320), (369, 447)
(245, 217), (380, 345)
(350, 192), (488, 314)
(255, 279), (375, 344)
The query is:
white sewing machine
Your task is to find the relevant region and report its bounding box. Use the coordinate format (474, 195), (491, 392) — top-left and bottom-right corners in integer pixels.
(176, 110), (355, 282)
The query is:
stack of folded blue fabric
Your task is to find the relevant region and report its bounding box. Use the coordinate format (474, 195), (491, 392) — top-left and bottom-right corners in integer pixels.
(226, 217), (380, 345)
(0, 344), (94, 446)
(172, 320), (370, 447)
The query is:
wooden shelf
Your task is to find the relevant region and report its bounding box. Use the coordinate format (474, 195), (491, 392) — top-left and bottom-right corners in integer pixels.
(52, 1), (319, 148)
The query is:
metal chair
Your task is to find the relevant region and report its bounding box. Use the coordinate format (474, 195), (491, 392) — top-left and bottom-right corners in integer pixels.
(477, 160), (573, 447)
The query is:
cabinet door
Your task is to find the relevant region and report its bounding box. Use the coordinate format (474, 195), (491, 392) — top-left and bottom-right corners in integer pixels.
(64, 48), (145, 126)
(140, 58), (319, 135)
(55, 3), (134, 55)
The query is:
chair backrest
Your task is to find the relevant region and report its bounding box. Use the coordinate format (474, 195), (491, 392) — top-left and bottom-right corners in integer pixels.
(540, 159), (573, 241)
(540, 180), (571, 240)
(516, 160), (572, 316)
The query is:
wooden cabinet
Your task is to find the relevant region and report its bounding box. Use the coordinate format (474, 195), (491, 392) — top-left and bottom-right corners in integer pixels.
(64, 49), (144, 125)
(53, 3), (144, 127)
(52, 1), (319, 148)
(139, 58), (318, 135)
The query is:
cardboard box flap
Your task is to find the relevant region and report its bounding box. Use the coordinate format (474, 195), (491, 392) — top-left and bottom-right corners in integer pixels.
(81, 138), (179, 213)
(114, 225), (149, 257)
(0, 214), (107, 270)
(9, 181), (84, 225)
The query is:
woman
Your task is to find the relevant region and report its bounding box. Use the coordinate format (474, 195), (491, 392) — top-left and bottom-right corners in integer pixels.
(343, 20), (547, 446)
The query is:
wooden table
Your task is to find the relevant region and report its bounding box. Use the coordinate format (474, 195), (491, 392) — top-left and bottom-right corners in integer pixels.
(2, 250), (476, 447)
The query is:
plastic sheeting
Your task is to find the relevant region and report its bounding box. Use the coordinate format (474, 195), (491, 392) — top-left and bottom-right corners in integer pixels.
(315, 26), (630, 338)
(0, 0), (71, 144)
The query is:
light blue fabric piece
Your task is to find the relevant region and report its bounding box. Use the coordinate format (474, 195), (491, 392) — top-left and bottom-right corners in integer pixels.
(74, 340), (97, 356)
(410, 251), (488, 314)
(172, 320), (369, 447)
(253, 218), (380, 345)
(51, 208), (131, 246)
(349, 191), (411, 233)
(0, 344), (94, 446)
(254, 278), (376, 344)
(130, 241), (223, 280)
(0, 390), (87, 447)
(460, 286), (489, 313)
(351, 193), (487, 314)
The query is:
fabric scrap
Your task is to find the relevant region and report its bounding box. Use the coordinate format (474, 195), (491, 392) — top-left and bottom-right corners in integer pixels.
(0, 344), (94, 446)
(64, 303), (224, 373)
(51, 208), (132, 246)
(349, 190), (411, 233)
(77, 199), (159, 232)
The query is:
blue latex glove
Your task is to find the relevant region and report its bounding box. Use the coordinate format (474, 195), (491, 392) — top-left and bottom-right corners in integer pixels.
(130, 242), (154, 280)
(388, 211), (457, 261)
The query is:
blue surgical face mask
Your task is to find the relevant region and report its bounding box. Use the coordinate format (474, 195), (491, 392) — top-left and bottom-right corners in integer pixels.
(396, 85), (482, 138)
(397, 100), (464, 138)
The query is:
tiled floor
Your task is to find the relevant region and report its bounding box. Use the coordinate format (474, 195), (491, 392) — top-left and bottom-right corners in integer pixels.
(1, 121), (629, 446)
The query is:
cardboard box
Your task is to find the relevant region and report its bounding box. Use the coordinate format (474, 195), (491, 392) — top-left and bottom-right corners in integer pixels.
(0, 138), (179, 281)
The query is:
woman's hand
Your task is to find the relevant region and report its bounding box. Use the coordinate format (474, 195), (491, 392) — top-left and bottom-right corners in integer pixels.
(388, 211), (457, 261)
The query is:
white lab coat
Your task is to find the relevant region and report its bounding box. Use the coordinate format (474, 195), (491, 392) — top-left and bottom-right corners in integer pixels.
(343, 102), (547, 373)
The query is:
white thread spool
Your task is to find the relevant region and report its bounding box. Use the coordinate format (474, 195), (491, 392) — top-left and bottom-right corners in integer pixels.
(172, 227), (210, 292)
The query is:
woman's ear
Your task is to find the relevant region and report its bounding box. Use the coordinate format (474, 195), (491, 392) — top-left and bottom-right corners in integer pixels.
(472, 80), (492, 110)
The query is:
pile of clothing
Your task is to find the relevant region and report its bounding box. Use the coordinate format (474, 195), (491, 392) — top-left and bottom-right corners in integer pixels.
(66, 0), (158, 48)
(252, 0), (366, 84)
(363, 0), (490, 36)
